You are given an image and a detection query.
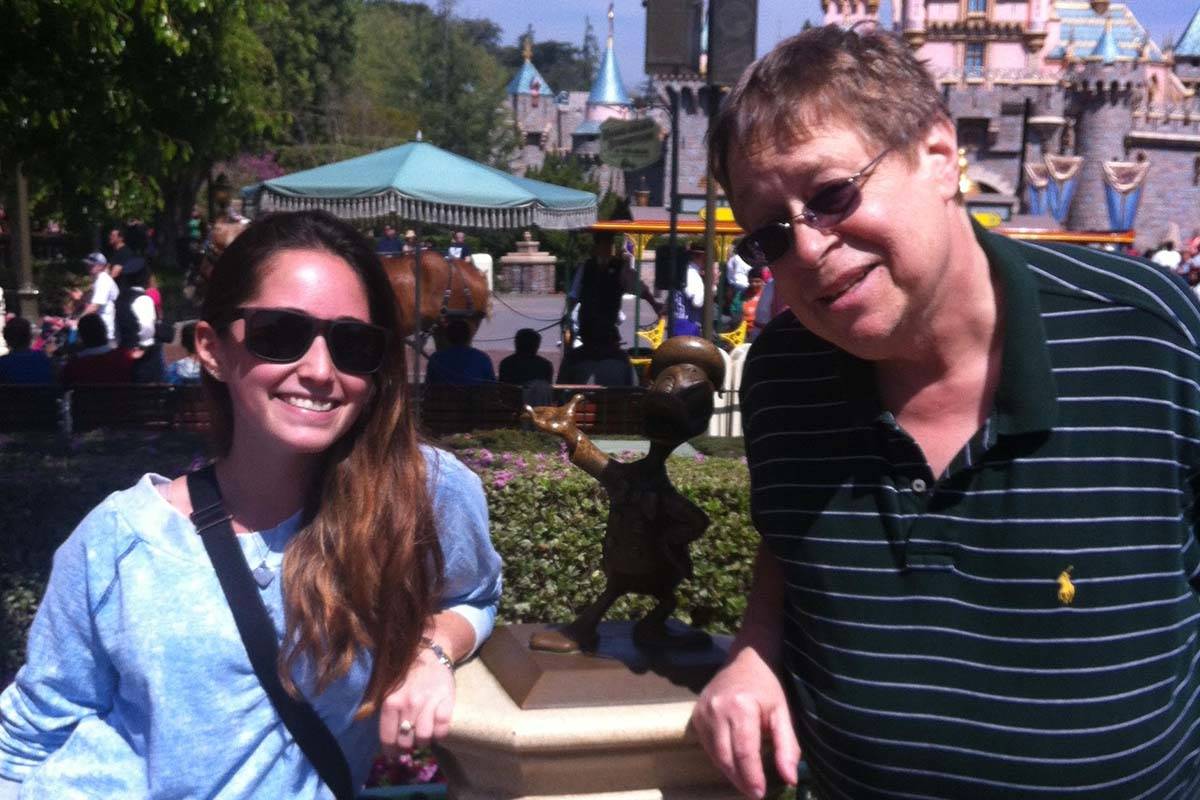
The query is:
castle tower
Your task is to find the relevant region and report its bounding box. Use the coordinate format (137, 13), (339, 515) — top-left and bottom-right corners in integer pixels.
(1174, 5), (1200, 93)
(572, 4), (634, 193)
(1065, 17), (1141, 231)
(506, 31), (558, 174)
(585, 4), (633, 123)
(822, 0), (879, 28)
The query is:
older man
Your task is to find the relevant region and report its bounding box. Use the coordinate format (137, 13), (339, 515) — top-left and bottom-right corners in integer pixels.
(692, 25), (1200, 799)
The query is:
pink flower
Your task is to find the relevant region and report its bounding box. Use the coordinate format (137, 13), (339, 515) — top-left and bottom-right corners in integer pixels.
(493, 469), (515, 489)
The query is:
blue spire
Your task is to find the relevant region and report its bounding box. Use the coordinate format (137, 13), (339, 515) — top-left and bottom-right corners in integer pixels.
(1088, 17), (1121, 64)
(507, 33), (553, 96)
(588, 4), (632, 106)
(1176, 5), (1200, 58)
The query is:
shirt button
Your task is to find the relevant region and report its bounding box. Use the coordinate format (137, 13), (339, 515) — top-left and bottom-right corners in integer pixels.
(911, 478), (928, 493)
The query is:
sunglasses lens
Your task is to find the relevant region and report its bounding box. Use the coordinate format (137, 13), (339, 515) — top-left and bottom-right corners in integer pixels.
(738, 224), (792, 267)
(329, 321), (388, 374)
(807, 180), (860, 228)
(243, 310), (314, 362)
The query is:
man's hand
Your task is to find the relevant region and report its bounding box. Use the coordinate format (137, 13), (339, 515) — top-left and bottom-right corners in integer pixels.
(379, 646), (456, 757)
(691, 646), (801, 799)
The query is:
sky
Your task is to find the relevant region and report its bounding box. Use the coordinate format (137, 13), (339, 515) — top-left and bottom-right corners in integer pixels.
(454, 0), (1190, 89)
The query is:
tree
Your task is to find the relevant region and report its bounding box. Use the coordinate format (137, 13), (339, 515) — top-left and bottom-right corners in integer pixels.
(340, 1), (514, 165)
(496, 39), (594, 93)
(2, 0), (287, 267)
(254, 0), (357, 144)
(522, 154), (600, 270)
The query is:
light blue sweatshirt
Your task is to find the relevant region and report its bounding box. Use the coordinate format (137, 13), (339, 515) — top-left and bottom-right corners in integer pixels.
(0, 447), (502, 799)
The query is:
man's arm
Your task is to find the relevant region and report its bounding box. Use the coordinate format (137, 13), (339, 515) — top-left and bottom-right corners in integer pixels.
(691, 542), (800, 799)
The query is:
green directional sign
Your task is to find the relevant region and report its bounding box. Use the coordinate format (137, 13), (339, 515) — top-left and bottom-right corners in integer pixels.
(599, 118), (663, 171)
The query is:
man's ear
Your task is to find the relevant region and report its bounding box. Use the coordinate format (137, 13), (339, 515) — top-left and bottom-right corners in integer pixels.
(921, 118), (962, 202)
(193, 321), (226, 382)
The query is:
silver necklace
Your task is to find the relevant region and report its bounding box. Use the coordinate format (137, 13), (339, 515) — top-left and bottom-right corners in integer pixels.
(250, 533), (274, 588)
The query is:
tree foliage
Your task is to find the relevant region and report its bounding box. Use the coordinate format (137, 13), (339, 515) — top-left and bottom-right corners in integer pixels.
(496, 39), (597, 94)
(1, 0), (294, 262)
(337, 0), (514, 165)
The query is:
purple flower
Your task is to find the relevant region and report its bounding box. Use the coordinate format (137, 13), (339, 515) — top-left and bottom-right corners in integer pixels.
(493, 469), (515, 489)
(693, 452), (707, 463)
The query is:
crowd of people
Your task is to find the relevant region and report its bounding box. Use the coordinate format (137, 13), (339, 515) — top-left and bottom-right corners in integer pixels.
(0, 225), (200, 387)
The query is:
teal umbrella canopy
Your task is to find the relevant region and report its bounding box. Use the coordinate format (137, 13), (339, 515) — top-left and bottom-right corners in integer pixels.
(253, 142), (597, 230)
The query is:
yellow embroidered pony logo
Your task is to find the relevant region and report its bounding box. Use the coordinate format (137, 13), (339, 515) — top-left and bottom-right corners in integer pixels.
(1057, 566), (1076, 605)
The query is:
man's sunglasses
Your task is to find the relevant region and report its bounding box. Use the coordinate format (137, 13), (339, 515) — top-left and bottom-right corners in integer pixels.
(735, 148), (892, 268)
(232, 308), (390, 375)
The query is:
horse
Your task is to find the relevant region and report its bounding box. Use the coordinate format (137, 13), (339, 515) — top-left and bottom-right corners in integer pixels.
(382, 250), (490, 338)
(191, 219), (490, 339)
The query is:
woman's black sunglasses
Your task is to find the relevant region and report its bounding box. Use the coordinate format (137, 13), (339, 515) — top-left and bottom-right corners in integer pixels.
(735, 148), (892, 268)
(232, 308), (390, 375)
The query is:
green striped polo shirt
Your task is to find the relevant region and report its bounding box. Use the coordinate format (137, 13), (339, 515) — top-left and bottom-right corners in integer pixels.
(742, 226), (1200, 798)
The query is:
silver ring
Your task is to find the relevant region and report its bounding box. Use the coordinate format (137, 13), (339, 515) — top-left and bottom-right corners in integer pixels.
(398, 719), (414, 736)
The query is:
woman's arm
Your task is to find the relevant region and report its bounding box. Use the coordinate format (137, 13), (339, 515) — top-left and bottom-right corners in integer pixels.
(0, 506), (121, 784)
(380, 451), (502, 755)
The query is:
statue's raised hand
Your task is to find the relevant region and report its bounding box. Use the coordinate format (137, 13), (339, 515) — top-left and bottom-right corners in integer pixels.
(523, 393), (585, 440)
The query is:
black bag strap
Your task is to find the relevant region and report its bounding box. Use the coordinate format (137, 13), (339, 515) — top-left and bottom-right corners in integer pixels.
(187, 465), (356, 800)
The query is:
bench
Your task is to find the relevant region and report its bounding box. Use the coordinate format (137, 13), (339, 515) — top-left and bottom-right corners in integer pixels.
(0, 383), (207, 433)
(0, 385), (65, 432)
(553, 385), (646, 435)
(69, 384), (179, 431)
(0, 383), (650, 438)
(418, 382), (525, 436)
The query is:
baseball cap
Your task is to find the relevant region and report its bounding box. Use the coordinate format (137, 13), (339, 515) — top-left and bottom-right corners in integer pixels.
(83, 252), (108, 266)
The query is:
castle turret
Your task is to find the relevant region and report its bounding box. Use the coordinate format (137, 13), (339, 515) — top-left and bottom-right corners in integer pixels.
(1065, 17), (1142, 231)
(573, 4), (634, 193)
(822, 0), (880, 28)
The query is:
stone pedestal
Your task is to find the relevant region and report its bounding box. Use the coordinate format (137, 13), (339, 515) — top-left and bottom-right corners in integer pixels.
(498, 233), (557, 294)
(437, 623), (740, 800)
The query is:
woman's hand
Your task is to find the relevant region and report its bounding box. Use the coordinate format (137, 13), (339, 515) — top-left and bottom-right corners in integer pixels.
(379, 646), (456, 757)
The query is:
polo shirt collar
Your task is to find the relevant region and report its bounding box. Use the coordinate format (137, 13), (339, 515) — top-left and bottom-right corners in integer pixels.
(973, 218), (1057, 435)
(837, 219), (1057, 436)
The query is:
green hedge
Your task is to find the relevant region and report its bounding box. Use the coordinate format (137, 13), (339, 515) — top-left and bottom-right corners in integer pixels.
(1, 430), (756, 678)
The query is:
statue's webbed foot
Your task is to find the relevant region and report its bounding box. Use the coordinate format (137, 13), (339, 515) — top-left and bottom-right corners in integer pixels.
(529, 625), (599, 653)
(632, 618), (712, 650)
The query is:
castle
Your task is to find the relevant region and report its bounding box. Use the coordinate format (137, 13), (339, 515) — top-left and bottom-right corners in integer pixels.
(508, 2), (1200, 248)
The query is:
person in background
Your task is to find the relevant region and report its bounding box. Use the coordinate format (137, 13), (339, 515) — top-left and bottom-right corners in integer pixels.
(557, 317), (636, 387)
(61, 313), (134, 385)
(377, 224), (403, 256)
(425, 318), (495, 385)
(107, 227), (139, 279)
(165, 322), (203, 385)
(498, 328), (553, 386)
(567, 233), (662, 345)
(729, 266), (766, 341)
(1150, 239), (1182, 272)
(668, 243), (706, 337)
(82, 252), (119, 344)
(0, 210), (502, 798)
(446, 231), (472, 261)
(145, 272), (163, 317)
(402, 229), (418, 254)
(115, 271), (163, 383)
(0, 317), (54, 384)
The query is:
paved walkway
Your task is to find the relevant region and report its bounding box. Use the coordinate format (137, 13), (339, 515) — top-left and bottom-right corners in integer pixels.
(591, 438), (699, 458)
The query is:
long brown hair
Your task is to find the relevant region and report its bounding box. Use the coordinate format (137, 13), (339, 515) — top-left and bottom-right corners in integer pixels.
(201, 210), (444, 716)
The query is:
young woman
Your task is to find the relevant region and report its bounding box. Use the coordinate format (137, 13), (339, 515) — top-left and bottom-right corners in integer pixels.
(0, 211), (502, 798)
